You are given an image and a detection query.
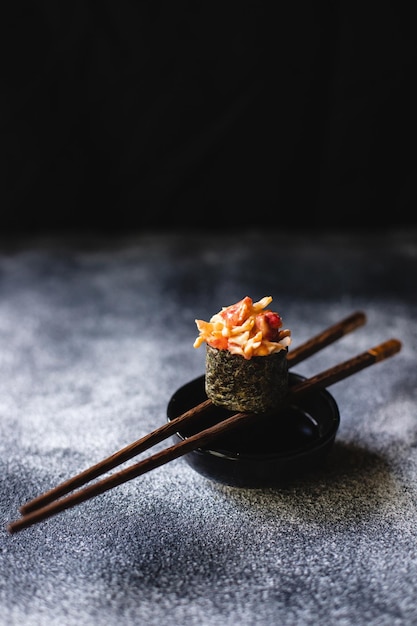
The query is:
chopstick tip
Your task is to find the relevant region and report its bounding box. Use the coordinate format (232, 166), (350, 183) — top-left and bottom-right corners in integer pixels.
(6, 521), (19, 535)
(369, 338), (402, 362)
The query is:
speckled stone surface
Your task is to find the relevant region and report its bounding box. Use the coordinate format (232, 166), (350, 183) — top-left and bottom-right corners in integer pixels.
(1, 229), (416, 626)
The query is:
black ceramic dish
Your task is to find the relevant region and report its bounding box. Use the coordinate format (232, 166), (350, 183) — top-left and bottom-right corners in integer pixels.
(167, 372), (340, 488)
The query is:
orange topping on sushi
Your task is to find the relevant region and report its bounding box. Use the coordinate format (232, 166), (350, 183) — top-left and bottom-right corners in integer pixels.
(193, 296), (291, 359)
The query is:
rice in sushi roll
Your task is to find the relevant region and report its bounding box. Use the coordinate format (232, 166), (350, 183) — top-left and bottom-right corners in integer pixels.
(193, 296), (291, 413)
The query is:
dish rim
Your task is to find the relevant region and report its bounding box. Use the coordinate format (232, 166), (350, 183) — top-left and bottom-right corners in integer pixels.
(167, 371), (340, 461)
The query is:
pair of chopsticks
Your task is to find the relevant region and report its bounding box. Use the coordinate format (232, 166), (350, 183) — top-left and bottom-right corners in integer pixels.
(7, 311), (401, 534)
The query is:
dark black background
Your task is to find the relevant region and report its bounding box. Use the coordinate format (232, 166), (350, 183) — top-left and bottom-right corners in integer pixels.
(2, 2), (416, 233)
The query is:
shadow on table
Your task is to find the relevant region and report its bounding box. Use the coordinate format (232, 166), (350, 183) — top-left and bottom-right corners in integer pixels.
(206, 439), (401, 526)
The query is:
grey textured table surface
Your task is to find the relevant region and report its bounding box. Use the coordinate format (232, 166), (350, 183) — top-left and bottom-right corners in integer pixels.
(1, 229), (416, 626)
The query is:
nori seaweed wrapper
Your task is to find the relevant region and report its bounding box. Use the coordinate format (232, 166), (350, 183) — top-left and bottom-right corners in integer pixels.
(205, 344), (288, 413)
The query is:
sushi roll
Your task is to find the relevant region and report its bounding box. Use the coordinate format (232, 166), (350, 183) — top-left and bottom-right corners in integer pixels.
(193, 296), (291, 413)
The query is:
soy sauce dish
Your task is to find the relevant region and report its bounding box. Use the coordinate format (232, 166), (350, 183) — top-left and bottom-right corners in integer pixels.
(167, 372), (340, 488)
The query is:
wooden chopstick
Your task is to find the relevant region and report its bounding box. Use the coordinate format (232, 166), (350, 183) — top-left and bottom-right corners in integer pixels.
(17, 311), (366, 518)
(7, 336), (401, 534)
(9, 311), (366, 527)
(286, 311), (366, 366)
